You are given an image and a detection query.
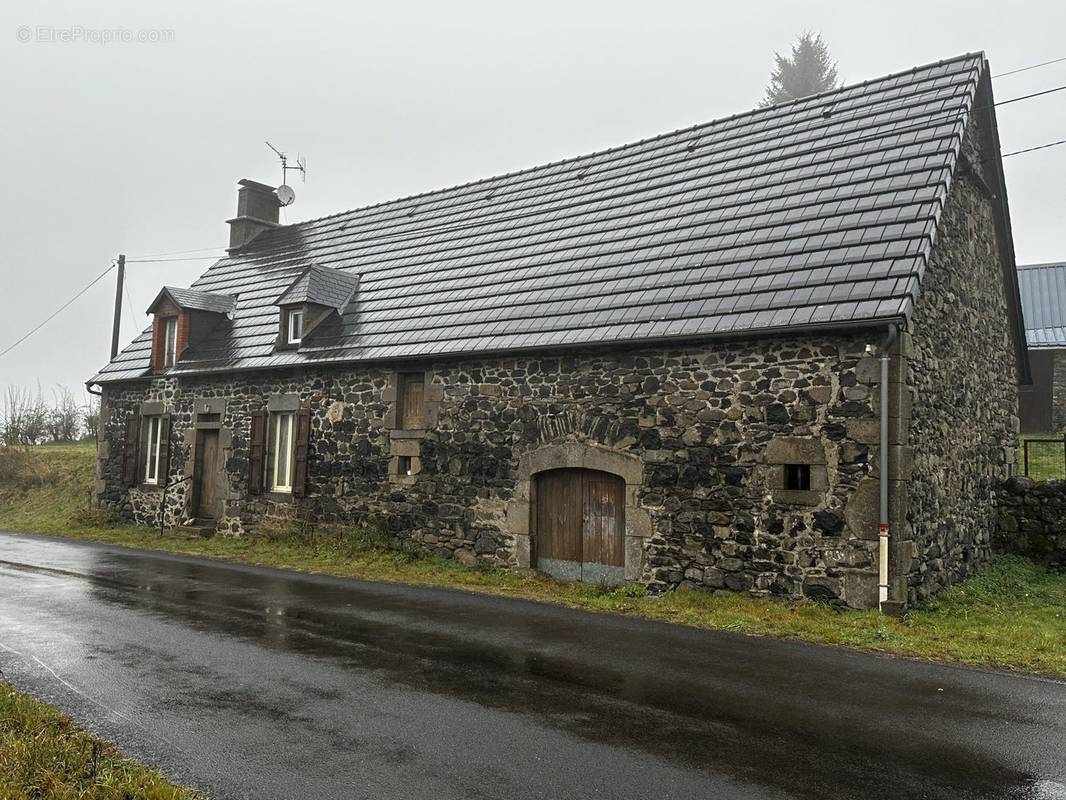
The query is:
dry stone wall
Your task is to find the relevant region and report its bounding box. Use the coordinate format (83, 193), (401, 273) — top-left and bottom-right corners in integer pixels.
(995, 477), (1066, 570)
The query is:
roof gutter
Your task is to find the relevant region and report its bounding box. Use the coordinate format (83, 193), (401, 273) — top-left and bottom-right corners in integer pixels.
(91, 314), (913, 385)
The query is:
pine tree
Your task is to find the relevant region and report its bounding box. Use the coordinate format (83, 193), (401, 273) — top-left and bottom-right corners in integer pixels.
(761, 32), (840, 107)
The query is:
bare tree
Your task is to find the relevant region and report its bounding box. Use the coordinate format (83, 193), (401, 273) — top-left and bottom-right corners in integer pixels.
(82, 395), (101, 442)
(1, 383), (90, 445)
(2, 385), (49, 446)
(46, 386), (82, 443)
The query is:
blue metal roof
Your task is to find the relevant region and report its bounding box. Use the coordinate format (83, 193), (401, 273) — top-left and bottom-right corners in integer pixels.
(1018, 262), (1066, 348)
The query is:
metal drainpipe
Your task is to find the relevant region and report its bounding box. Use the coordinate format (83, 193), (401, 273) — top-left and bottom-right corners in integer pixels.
(878, 324), (898, 610)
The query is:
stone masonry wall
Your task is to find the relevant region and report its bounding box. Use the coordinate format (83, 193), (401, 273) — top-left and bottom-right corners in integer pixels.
(98, 332), (897, 608)
(903, 121), (1021, 605)
(995, 477), (1066, 570)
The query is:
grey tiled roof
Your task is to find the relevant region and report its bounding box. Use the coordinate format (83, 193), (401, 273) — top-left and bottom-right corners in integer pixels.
(1018, 262), (1066, 348)
(148, 286), (236, 316)
(93, 53), (991, 383)
(276, 264), (359, 311)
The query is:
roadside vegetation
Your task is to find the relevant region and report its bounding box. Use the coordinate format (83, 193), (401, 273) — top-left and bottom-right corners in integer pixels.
(1, 443), (1065, 677)
(0, 681), (201, 799)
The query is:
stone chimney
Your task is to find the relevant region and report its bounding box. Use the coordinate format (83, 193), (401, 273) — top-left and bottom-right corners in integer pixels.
(226, 179), (281, 253)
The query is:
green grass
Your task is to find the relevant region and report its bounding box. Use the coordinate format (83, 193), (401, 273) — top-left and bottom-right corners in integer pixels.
(0, 681), (201, 799)
(2, 444), (1065, 677)
(1019, 432), (1066, 481)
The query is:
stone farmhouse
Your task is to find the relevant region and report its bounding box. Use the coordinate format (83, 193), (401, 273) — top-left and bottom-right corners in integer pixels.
(89, 53), (1028, 611)
(1017, 261), (1066, 432)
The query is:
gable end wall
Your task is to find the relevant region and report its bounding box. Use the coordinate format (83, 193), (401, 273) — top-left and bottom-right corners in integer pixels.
(903, 121), (1021, 604)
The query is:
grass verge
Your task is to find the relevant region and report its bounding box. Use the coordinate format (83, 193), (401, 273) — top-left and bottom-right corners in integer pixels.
(0, 681), (201, 799)
(2, 443), (1065, 677)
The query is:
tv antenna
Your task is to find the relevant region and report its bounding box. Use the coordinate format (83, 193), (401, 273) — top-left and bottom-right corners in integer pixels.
(265, 141), (306, 206)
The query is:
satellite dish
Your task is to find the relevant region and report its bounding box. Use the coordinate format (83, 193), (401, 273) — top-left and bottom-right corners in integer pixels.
(275, 185), (296, 206)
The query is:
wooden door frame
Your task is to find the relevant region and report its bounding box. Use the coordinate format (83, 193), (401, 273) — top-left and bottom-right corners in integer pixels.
(507, 442), (652, 581)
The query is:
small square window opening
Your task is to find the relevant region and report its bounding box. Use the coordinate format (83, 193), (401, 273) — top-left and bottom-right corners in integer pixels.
(784, 464), (811, 491)
(398, 456), (413, 475)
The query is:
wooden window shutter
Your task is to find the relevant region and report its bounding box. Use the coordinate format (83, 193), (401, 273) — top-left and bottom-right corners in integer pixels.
(248, 409), (268, 495)
(157, 414), (171, 488)
(149, 319), (164, 371)
(292, 408), (312, 498)
(122, 413), (141, 487)
(400, 373), (425, 430)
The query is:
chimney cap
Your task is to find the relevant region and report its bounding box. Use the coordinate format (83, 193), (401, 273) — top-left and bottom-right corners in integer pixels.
(237, 178), (279, 194)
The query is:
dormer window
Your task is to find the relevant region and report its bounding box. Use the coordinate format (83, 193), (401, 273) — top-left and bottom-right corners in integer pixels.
(145, 286), (236, 373)
(163, 317), (178, 367)
(287, 309), (304, 345)
(273, 264), (359, 352)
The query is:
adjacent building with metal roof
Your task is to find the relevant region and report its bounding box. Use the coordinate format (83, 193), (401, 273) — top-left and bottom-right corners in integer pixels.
(1017, 262), (1066, 431)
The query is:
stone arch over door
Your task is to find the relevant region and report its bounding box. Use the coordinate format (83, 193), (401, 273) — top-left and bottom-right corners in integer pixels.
(506, 443), (651, 581)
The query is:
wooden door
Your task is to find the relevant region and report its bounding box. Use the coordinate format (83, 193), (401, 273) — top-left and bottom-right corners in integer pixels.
(581, 471), (625, 583)
(196, 430), (221, 520)
(1020, 350), (1055, 432)
(535, 468), (624, 584)
(536, 468), (584, 580)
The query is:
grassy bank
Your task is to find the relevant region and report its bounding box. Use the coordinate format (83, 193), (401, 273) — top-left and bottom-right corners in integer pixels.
(0, 681), (200, 799)
(2, 443), (1065, 677)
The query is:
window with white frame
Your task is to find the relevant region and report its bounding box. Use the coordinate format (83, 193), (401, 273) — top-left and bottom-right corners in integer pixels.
(272, 411), (295, 492)
(163, 317), (178, 367)
(144, 416), (163, 484)
(287, 309), (304, 345)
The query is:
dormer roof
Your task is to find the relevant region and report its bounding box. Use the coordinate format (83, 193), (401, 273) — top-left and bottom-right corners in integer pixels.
(275, 264), (359, 312)
(147, 286), (236, 316)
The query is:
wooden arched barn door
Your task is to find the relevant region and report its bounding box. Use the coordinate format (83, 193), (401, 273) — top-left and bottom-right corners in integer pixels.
(535, 468), (625, 584)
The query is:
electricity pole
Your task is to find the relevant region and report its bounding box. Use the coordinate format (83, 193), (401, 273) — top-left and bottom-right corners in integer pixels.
(110, 254), (125, 360)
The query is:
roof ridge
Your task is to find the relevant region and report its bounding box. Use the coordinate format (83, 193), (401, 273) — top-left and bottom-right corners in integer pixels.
(272, 52), (984, 232)
(1018, 261), (1066, 269)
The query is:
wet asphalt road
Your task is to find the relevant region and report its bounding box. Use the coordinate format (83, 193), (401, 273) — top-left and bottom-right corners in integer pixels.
(0, 532), (1064, 800)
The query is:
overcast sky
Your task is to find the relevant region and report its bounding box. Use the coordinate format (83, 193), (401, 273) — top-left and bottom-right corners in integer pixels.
(1, 0), (1064, 401)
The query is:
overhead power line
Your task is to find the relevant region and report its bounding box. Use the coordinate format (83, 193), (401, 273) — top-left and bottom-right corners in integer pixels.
(122, 269), (138, 325)
(0, 263), (116, 360)
(993, 84), (1066, 107)
(126, 245), (226, 259)
(994, 56), (1066, 79)
(1002, 138), (1066, 158)
(125, 256), (223, 263)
